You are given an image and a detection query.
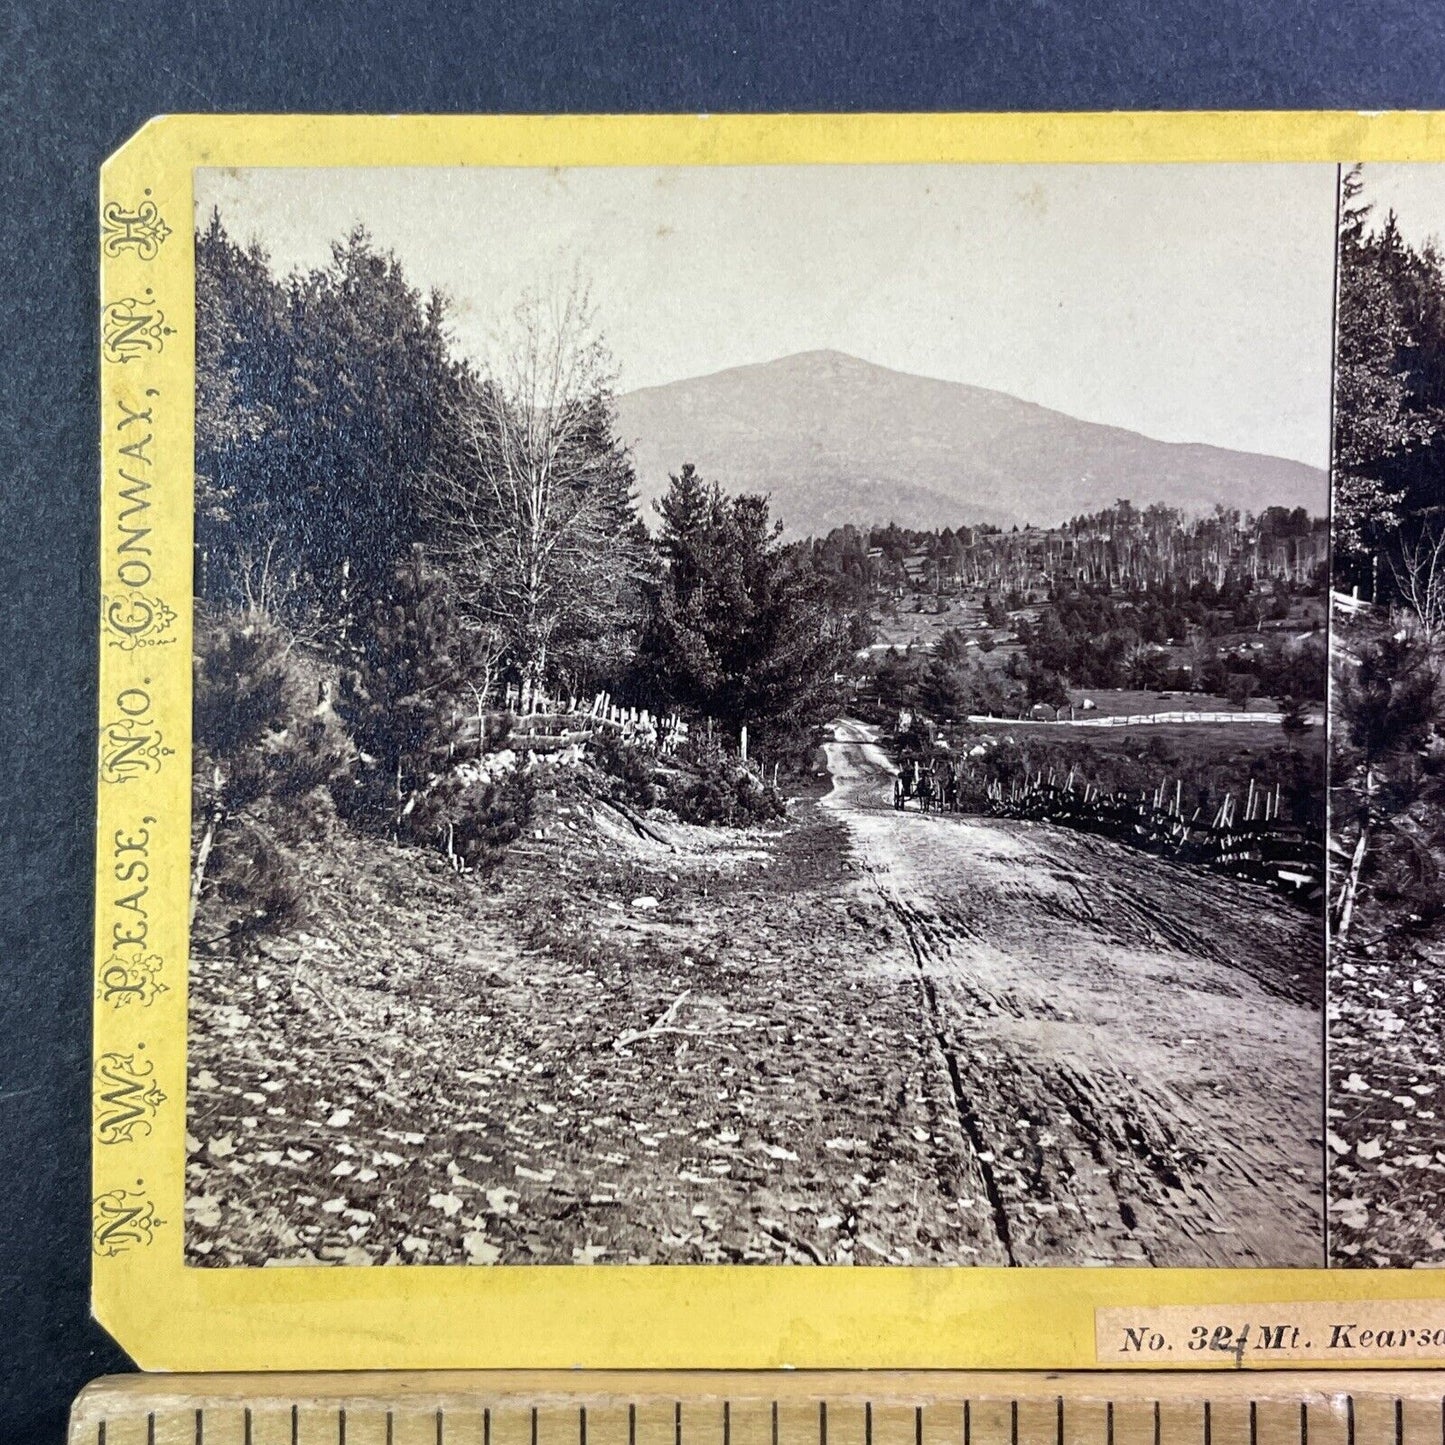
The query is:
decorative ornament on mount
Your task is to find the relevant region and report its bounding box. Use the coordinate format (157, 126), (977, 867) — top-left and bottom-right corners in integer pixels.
(103, 593), (178, 650)
(95, 1050), (166, 1144)
(92, 1186), (164, 1257)
(102, 289), (175, 364)
(97, 952), (167, 1008)
(99, 714), (173, 785)
(102, 193), (173, 260)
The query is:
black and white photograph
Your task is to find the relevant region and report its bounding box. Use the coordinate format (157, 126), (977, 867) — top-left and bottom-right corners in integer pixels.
(185, 163), (1334, 1269)
(1328, 163), (1445, 1268)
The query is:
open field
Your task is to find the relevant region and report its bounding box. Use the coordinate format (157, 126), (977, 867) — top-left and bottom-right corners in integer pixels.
(964, 719), (1320, 756)
(943, 715), (1324, 790)
(1060, 688), (1294, 719)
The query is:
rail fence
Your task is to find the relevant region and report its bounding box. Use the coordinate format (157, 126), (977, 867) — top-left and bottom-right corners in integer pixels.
(973, 768), (1323, 907)
(485, 685), (690, 754)
(1331, 588), (1375, 617)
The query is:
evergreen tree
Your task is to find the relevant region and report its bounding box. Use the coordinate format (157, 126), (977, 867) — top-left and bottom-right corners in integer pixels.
(638, 466), (848, 759)
(920, 656), (973, 719)
(191, 613), (348, 935)
(1276, 693), (1312, 740)
(1332, 167), (1433, 597)
(195, 215), (472, 629)
(1340, 632), (1439, 787)
(332, 550), (477, 833)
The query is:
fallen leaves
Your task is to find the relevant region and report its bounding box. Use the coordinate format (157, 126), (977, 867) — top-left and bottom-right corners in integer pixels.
(1330, 905), (1445, 1266)
(462, 1232), (501, 1264)
(183, 802), (999, 1267)
(756, 1142), (798, 1162)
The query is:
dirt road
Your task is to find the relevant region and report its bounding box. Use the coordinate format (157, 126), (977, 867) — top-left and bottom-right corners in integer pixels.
(189, 725), (1324, 1269)
(821, 719), (1324, 1266)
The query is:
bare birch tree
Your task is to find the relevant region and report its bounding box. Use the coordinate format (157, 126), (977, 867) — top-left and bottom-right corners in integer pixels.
(1393, 517), (1445, 641)
(423, 279), (645, 695)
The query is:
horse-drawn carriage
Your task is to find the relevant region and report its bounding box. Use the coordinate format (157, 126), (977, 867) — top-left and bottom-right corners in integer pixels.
(893, 754), (960, 813)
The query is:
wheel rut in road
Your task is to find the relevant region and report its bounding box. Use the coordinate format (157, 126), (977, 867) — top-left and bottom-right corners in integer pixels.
(874, 862), (1019, 1265)
(822, 717), (1325, 1267)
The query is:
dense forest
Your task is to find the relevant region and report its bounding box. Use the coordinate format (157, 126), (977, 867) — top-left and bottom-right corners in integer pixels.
(1334, 169), (1445, 608)
(809, 503), (1324, 597)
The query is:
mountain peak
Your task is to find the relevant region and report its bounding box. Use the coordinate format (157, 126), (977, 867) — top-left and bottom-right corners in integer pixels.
(772, 348), (878, 369)
(615, 354), (1326, 538)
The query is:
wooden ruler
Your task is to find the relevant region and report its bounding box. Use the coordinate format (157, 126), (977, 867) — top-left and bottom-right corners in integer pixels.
(69, 1373), (1445, 1445)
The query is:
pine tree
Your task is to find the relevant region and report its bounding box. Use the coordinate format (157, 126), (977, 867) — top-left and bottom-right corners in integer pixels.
(333, 549), (477, 833)
(1276, 693), (1312, 740)
(191, 613), (348, 935)
(195, 215), (472, 629)
(1332, 167), (1433, 597)
(638, 468), (848, 764)
(1341, 632), (1439, 788)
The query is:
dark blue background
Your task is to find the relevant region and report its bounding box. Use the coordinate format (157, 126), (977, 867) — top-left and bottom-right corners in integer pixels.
(5, 1), (1445, 1440)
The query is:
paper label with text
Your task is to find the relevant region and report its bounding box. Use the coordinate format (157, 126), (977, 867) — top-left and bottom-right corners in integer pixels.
(1097, 1302), (1445, 1364)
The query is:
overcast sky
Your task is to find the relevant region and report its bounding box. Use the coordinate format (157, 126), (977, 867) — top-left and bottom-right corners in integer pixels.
(198, 163), (1340, 468)
(1356, 163), (1445, 255)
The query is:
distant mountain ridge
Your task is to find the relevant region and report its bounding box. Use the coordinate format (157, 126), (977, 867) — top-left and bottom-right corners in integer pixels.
(614, 350), (1327, 537)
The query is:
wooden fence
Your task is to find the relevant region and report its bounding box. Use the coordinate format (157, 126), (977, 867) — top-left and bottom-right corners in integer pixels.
(973, 768), (1323, 907)
(492, 685), (690, 754)
(1331, 588), (1374, 617)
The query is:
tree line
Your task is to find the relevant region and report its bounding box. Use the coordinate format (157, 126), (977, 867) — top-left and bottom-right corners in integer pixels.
(862, 550), (1325, 727)
(806, 503), (1326, 604)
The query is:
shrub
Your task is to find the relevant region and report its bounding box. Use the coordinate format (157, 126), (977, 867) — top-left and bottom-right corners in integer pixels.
(1342, 631), (1440, 772)
(1138, 735), (1181, 767)
(663, 739), (785, 827)
(452, 768), (536, 872)
(750, 719), (826, 781)
(590, 732), (659, 809)
(1368, 828), (1445, 929)
(206, 820), (302, 942)
(411, 765), (537, 873)
(192, 611), (348, 943)
(332, 550), (478, 832)
(193, 615), (291, 758)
